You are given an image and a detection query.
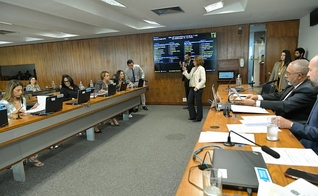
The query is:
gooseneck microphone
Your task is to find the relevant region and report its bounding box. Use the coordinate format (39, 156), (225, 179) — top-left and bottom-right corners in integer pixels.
(224, 130), (280, 159)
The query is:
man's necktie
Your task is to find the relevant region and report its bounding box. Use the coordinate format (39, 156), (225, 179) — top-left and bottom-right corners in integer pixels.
(132, 69), (136, 83)
(282, 86), (295, 101)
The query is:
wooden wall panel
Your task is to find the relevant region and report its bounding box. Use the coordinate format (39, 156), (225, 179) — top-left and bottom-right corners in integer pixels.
(0, 20), (298, 105)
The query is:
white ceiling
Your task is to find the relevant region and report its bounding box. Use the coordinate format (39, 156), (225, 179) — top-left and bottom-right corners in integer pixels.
(0, 0), (317, 47)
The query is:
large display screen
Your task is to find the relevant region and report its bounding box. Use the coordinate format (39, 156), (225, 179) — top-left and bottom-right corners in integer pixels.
(153, 32), (217, 73)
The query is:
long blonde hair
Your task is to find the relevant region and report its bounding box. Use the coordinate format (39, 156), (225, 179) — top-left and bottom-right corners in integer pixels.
(3, 80), (24, 103)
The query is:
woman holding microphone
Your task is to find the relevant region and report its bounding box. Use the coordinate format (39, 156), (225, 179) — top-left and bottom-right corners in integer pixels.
(182, 55), (206, 122)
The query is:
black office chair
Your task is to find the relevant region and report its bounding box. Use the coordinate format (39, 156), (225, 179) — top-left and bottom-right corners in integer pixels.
(260, 80), (277, 95)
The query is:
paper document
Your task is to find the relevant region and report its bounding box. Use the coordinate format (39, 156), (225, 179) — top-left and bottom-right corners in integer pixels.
(26, 95), (47, 113)
(231, 105), (269, 114)
(227, 124), (281, 133)
(241, 115), (276, 124)
(198, 132), (255, 145)
(258, 178), (318, 196)
(252, 147), (318, 166)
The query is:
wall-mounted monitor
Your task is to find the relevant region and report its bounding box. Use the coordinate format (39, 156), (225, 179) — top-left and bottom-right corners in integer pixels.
(217, 71), (236, 80)
(310, 8), (318, 27)
(153, 32), (217, 73)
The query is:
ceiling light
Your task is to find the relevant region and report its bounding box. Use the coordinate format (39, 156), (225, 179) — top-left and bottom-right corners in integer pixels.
(0, 41), (12, 44)
(0, 21), (12, 25)
(144, 20), (160, 25)
(101, 0), (126, 7)
(204, 1), (224, 13)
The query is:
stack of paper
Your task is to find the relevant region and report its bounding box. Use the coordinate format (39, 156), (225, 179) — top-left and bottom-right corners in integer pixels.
(231, 105), (269, 114)
(26, 95), (47, 113)
(198, 132), (255, 145)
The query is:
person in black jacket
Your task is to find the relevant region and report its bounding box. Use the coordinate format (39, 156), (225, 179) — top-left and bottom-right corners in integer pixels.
(179, 52), (194, 109)
(60, 74), (80, 101)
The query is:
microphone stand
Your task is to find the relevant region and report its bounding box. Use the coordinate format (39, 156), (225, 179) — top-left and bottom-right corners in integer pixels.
(224, 130), (281, 159)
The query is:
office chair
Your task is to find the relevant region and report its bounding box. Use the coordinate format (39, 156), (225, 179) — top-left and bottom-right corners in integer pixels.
(260, 80), (277, 95)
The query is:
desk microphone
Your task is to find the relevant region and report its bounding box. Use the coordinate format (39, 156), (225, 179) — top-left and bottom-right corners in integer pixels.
(227, 77), (235, 91)
(224, 130), (280, 159)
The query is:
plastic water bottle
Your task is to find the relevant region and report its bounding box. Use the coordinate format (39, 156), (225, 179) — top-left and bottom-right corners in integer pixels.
(79, 81), (85, 90)
(236, 74), (242, 87)
(89, 80), (94, 88)
(52, 81), (56, 89)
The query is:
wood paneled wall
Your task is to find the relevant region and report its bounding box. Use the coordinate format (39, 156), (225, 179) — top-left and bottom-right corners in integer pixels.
(0, 20), (299, 105)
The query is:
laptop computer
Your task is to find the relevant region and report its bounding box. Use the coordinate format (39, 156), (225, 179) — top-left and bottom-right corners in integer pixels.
(65, 89), (91, 105)
(30, 95), (63, 115)
(0, 105), (8, 127)
(106, 83), (117, 96)
(137, 79), (144, 87)
(119, 82), (128, 91)
(212, 149), (270, 192)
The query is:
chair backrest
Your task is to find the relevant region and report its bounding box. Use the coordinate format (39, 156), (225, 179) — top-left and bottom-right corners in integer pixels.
(261, 83), (276, 95)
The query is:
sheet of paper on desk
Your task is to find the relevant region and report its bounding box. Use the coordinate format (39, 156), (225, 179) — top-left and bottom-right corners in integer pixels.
(26, 95), (47, 113)
(241, 115), (276, 124)
(252, 147), (318, 166)
(198, 132), (255, 145)
(231, 105), (269, 114)
(227, 124), (269, 133)
(258, 178), (318, 196)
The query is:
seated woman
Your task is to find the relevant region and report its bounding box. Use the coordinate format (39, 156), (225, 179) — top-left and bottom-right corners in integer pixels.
(0, 80), (43, 167)
(26, 77), (41, 91)
(95, 71), (119, 126)
(60, 74), (80, 100)
(114, 70), (128, 90)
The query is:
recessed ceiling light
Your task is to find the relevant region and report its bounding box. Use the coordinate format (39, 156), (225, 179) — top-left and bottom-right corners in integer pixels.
(144, 20), (160, 25)
(0, 41), (12, 44)
(204, 1), (224, 13)
(0, 21), (12, 25)
(101, 0), (126, 7)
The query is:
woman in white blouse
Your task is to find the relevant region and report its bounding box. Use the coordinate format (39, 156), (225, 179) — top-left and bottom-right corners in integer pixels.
(182, 55), (206, 122)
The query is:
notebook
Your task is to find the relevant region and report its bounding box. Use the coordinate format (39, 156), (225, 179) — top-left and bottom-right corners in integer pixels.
(212, 149), (270, 192)
(65, 89), (91, 105)
(0, 105), (8, 127)
(29, 95), (63, 115)
(119, 83), (128, 91)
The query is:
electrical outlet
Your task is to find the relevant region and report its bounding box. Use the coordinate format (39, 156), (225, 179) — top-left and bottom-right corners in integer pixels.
(182, 98), (187, 102)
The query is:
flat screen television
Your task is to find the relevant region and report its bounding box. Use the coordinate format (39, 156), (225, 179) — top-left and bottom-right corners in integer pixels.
(310, 8), (318, 27)
(153, 32), (217, 73)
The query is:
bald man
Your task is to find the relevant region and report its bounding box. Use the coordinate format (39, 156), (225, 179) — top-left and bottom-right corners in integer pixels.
(276, 55), (318, 154)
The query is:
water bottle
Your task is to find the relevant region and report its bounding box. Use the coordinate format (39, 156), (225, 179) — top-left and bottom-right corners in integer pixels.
(79, 81), (85, 90)
(236, 74), (242, 87)
(89, 80), (94, 88)
(52, 81), (56, 89)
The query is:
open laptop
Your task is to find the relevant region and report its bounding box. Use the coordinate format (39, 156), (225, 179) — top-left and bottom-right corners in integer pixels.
(212, 149), (270, 192)
(29, 95), (63, 115)
(106, 83), (117, 96)
(0, 105), (8, 127)
(137, 79), (144, 87)
(119, 82), (128, 91)
(65, 89), (91, 105)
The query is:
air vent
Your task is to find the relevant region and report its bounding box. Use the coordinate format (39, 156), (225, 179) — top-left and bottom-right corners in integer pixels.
(0, 30), (16, 35)
(151, 6), (184, 16)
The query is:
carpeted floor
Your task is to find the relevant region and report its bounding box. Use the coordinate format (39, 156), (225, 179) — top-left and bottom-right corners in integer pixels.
(0, 105), (209, 196)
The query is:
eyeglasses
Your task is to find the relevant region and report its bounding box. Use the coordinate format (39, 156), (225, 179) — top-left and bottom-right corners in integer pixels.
(63, 80), (70, 83)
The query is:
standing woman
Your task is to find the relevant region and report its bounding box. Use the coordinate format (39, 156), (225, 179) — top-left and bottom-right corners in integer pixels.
(269, 50), (292, 92)
(60, 74), (80, 100)
(26, 77), (41, 91)
(182, 56), (206, 122)
(0, 80), (43, 166)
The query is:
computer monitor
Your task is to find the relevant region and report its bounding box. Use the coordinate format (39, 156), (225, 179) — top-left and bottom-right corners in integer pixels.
(217, 71), (235, 80)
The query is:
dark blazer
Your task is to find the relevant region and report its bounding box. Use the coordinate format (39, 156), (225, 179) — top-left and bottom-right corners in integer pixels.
(260, 79), (318, 122)
(60, 85), (80, 100)
(182, 59), (194, 81)
(291, 99), (318, 154)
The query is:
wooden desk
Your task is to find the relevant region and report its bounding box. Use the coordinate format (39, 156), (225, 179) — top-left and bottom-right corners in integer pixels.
(176, 85), (318, 196)
(0, 87), (147, 181)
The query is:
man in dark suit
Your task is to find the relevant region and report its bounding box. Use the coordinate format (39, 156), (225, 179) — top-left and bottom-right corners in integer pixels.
(180, 52), (194, 109)
(276, 54), (318, 154)
(242, 59), (318, 123)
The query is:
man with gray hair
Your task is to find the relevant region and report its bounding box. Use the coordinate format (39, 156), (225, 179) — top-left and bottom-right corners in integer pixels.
(241, 59), (318, 123)
(276, 55), (318, 154)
